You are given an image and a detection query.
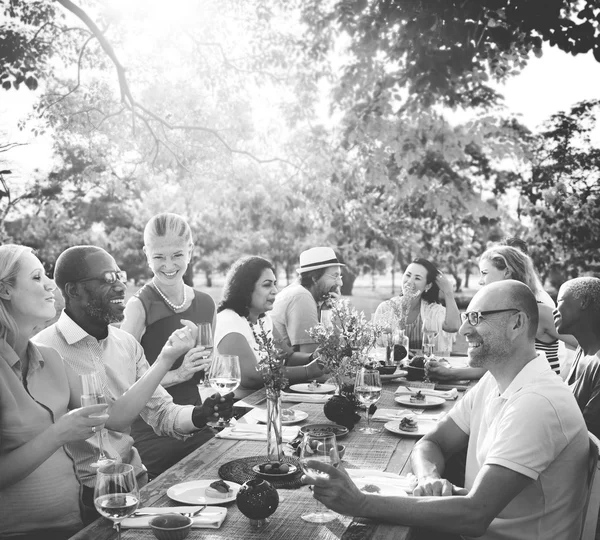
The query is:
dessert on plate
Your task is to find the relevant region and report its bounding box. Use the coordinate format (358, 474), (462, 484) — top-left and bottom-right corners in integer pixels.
(281, 408), (296, 420)
(410, 390), (426, 404)
(205, 479), (232, 499)
(398, 416), (418, 432)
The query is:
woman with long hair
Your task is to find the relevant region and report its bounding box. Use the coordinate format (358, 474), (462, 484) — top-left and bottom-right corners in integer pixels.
(121, 212), (215, 478)
(0, 245), (109, 539)
(215, 256), (326, 398)
(373, 257), (461, 353)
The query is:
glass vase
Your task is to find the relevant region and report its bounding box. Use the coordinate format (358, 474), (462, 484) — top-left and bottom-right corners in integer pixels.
(266, 390), (283, 462)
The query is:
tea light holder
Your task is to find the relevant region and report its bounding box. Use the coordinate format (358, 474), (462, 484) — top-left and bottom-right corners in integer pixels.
(236, 478), (279, 528)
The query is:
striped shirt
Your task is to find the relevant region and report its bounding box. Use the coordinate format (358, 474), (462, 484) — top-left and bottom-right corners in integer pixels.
(535, 338), (561, 375)
(33, 311), (194, 488)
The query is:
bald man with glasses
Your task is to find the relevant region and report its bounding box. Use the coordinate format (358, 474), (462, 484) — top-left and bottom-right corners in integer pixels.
(303, 280), (588, 539)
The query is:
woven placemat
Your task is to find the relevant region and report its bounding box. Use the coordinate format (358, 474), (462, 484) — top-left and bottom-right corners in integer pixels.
(219, 455), (304, 489)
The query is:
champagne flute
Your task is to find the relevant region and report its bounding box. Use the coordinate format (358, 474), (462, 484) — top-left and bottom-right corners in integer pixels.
(299, 432), (340, 523)
(207, 354), (241, 427)
(80, 372), (115, 468)
(422, 328), (437, 383)
(355, 368), (382, 434)
(94, 463), (140, 540)
(197, 322), (214, 387)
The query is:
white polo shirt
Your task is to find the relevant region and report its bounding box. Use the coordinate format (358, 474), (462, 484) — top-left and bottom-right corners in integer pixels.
(449, 354), (588, 540)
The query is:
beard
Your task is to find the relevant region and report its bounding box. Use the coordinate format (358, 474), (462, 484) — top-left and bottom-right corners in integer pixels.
(84, 292), (124, 325)
(467, 332), (510, 368)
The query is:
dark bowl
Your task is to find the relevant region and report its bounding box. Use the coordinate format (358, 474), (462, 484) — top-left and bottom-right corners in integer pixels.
(375, 365), (397, 376)
(149, 514), (192, 540)
(405, 366), (426, 381)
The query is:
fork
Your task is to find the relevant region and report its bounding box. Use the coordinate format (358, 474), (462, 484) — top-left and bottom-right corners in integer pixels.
(133, 506), (206, 518)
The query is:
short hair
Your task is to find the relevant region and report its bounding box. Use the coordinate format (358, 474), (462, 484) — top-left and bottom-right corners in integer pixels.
(411, 257), (441, 304)
(563, 277), (600, 316)
(54, 245), (105, 292)
(218, 256), (275, 318)
(144, 213), (192, 246)
(0, 244), (32, 347)
(501, 237), (529, 255)
(299, 268), (327, 288)
(480, 245), (543, 296)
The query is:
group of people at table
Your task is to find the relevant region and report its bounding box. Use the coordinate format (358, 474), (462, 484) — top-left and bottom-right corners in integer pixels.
(1, 211), (599, 540)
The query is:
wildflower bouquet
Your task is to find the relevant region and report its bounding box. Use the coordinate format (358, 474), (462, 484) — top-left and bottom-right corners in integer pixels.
(251, 317), (288, 394)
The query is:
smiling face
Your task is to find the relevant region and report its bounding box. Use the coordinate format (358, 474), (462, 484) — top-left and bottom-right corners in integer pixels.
(79, 251), (126, 324)
(313, 265), (343, 301)
(555, 284), (581, 335)
(250, 268), (278, 316)
(401, 263), (431, 296)
(144, 236), (192, 287)
(478, 258), (508, 287)
(6, 251), (56, 326)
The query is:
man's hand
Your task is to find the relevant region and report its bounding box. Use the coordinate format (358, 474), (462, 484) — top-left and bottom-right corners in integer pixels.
(302, 460), (367, 517)
(424, 359), (454, 381)
(413, 477), (467, 497)
(192, 392), (235, 428)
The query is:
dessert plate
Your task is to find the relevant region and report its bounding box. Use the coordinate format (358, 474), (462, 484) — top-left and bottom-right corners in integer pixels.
(346, 469), (414, 495)
(250, 408), (309, 425)
(252, 463), (299, 479)
(394, 395), (445, 408)
(167, 480), (240, 505)
(383, 418), (438, 438)
(289, 383), (336, 394)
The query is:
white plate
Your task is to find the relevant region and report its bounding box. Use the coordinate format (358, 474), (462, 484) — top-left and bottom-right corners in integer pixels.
(346, 469), (413, 496)
(289, 383), (336, 394)
(384, 418), (438, 438)
(167, 480), (241, 505)
(394, 395), (445, 408)
(250, 408), (309, 425)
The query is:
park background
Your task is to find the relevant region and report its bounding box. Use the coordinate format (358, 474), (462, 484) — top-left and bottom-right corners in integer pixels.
(1, 1), (600, 312)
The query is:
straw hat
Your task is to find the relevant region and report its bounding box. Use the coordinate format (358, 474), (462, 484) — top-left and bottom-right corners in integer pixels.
(296, 247), (345, 274)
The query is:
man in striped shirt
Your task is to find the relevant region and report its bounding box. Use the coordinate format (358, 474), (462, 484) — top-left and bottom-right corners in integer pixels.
(33, 246), (233, 518)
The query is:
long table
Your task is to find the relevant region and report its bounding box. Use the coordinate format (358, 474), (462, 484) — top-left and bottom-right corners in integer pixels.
(70, 379), (472, 540)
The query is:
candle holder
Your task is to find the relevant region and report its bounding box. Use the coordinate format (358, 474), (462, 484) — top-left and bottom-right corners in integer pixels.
(236, 478), (279, 528)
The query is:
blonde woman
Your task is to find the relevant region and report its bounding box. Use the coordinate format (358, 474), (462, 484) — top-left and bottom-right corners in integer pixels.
(121, 213), (215, 478)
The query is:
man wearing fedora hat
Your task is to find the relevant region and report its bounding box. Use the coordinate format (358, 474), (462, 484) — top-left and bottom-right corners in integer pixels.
(272, 247), (345, 356)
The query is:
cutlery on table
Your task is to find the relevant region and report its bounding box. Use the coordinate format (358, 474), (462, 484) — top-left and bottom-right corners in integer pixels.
(133, 506), (206, 518)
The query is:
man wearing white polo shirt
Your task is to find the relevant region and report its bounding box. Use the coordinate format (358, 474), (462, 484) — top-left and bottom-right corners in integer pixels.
(304, 280), (588, 539)
(272, 247), (344, 356)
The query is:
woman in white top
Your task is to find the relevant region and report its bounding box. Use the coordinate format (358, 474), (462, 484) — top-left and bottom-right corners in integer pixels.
(215, 256), (326, 398)
(373, 258), (461, 354)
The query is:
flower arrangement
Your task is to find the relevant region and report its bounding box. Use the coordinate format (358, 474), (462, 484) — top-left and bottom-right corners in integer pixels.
(307, 299), (382, 381)
(250, 317), (288, 393)
(387, 284), (421, 329)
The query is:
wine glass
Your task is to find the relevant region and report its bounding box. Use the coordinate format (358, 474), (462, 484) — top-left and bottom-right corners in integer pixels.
(197, 322), (214, 387)
(422, 328), (437, 383)
(207, 354), (241, 428)
(94, 463), (140, 540)
(354, 367), (382, 434)
(80, 372), (115, 468)
(299, 432), (340, 523)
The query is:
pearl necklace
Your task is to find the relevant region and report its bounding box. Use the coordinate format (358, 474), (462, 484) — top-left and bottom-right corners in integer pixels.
(153, 282), (187, 311)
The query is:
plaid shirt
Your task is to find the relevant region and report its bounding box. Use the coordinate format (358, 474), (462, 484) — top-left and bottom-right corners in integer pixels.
(33, 311), (194, 488)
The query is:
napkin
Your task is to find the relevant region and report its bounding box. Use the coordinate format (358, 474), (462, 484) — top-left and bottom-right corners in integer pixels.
(395, 386), (458, 400)
(346, 470), (417, 494)
(121, 506), (227, 529)
(371, 408), (445, 422)
(281, 391), (330, 404)
(215, 424), (301, 442)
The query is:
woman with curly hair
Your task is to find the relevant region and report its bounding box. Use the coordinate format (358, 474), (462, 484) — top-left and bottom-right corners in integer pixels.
(215, 256), (326, 398)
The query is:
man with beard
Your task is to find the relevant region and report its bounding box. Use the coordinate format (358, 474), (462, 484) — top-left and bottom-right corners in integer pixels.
(272, 247), (344, 356)
(303, 281), (588, 539)
(33, 246), (233, 517)
(556, 276), (600, 438)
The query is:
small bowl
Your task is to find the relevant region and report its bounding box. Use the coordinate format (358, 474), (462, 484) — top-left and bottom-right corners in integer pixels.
(375, 365), (397, 376)
(317, 442), (346, 460)
(149, 513), (193, 540)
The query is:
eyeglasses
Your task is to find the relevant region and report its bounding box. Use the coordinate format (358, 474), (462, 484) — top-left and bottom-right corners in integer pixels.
(76, 271), (125, 285)
(324, 273), (343, 281)
(461, 308), (520, 326)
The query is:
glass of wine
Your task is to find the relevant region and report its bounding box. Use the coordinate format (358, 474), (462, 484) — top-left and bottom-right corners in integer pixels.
(207, 354), (241, 428)
(422, 328), (437, 383)
(94, 463), (140, 540)
(197, 322), (214, 387)
(354, 367), (382, 434)
(299, 432), (340, 523)
(80, 372), (115, 468)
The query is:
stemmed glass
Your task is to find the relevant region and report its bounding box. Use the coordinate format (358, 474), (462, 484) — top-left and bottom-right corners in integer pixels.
(197, 322), (214, 387)
(207, 354), (241, 428)
(94, 463), (140, 540)
(422, 329), (437, 383)
(80, 372), (115, 468)
(354, 367), (382, 434)
(299, 432), (340, 523)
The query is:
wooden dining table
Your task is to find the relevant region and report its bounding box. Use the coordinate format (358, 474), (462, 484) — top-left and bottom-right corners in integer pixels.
(69, 375), (474, 540)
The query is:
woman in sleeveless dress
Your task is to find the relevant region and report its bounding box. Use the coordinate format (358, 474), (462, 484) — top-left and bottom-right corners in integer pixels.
(121, 213), (215, 479)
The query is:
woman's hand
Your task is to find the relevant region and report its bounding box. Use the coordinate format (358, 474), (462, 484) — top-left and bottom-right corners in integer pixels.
(435, 273), (455, 298)
(177, 347), (213, 382)
(161, 319), (197, 364)
(53, 404), (109, 445)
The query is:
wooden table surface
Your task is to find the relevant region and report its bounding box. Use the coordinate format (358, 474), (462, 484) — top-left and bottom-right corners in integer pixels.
(69, 376), (473, 540)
